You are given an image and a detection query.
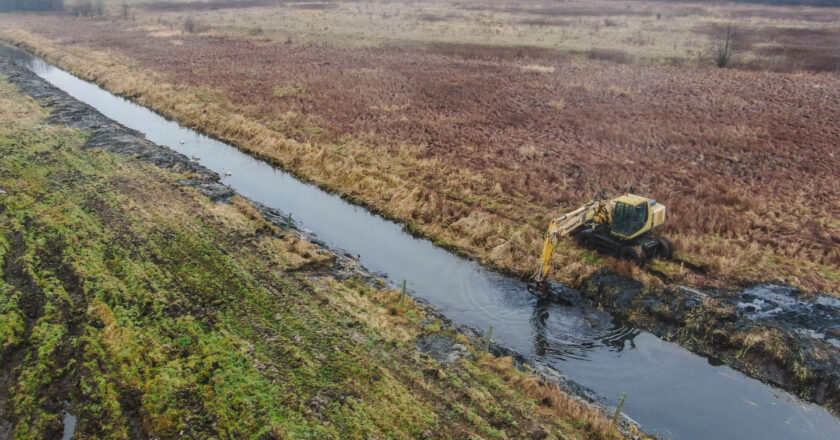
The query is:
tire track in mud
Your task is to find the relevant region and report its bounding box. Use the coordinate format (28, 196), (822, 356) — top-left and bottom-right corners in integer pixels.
(0, 59), (162, 439)
(32, 232), (90, 440)
(0, 220), (100, 439)
(0, 228), (53, 437)
(0, 220), (145, 438)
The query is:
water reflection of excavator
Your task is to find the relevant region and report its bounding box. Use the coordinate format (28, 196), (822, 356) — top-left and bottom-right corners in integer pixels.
(535, 192), (673, 282)
(531, 294), (640, 357)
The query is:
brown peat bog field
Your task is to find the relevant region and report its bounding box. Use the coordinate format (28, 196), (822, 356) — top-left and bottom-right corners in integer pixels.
(2, 0), (838, 294)
(1, 0), (840, 438)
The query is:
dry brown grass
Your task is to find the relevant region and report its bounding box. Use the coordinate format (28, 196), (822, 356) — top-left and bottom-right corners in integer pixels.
(312, 278), (630, 439)
(479, 355), (626, 440)
(229, 194), (283, 234)
(84, 0), (839, 70)
(2, 1), (839, 295)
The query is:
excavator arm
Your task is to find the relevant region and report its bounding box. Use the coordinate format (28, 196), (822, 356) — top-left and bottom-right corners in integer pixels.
(535, 192), (670, 283)
(535, 198), (612, 282)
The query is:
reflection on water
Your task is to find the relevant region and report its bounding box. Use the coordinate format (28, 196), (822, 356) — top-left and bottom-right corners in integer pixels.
(530, 295), (637, 360)
(2, 42), (838, 440)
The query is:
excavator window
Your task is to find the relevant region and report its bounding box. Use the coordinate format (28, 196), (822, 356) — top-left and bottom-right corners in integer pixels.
(612, 202), (648, 237)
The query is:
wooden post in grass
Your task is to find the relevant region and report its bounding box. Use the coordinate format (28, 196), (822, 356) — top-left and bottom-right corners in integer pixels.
(612, 392), (627, 425)
(400, 280), (407, 303)
(287, 212), (293, 224)
(484, 326), (493, 352)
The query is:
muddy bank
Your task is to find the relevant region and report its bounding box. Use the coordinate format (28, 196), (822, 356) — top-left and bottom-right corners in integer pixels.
(0, 54), (643, 436)
(0, 56), (231, 203)
(573, 269), (840, 413)
(7, 46), (840, 439)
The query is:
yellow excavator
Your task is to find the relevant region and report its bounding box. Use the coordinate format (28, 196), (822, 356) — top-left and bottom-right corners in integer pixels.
(535, 192), (672, 282)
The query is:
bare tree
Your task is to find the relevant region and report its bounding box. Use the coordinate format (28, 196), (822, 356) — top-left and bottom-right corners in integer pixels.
(184, 17), (197, 33)
(712, 25), (735, 68)
(75, 0), (104, 17)
(119, 1), (130, 20)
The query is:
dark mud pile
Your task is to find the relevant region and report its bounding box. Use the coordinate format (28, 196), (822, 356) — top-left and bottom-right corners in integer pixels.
(578, 269), (840, 413)
(0, 57), (232, 203)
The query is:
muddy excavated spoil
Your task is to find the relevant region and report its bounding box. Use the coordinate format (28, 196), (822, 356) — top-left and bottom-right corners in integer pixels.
(578, 270), (840, 412)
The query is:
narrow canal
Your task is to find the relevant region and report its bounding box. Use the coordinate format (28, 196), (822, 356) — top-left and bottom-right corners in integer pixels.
(2, 43), (837, 440)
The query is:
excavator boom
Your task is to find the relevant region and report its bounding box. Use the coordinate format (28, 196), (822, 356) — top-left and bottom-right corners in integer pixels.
(535, 199), (610, 282)
(534, 193), (669, 283)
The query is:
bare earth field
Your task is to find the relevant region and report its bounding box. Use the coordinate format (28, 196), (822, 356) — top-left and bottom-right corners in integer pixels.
(1, 0), (838, 297)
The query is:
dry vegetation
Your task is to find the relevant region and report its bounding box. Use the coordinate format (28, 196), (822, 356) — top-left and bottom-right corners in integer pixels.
(1, 0), (838, 295)
(0, 72), (627, 439)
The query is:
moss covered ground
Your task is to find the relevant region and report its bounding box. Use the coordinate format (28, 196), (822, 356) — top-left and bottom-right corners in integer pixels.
(0, 76), (624, 439)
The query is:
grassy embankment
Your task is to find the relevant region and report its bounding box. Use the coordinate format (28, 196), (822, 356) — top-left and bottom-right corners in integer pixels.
(1, 0), (838, 296)
(0, 76), (626, 439)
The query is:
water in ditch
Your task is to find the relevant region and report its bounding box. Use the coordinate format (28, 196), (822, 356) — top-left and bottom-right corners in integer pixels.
(61, 409), (76, 440)
(2, 43), (837, 440)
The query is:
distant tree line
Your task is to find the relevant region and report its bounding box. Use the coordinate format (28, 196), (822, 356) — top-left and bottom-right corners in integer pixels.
(0, 0), (109, 16)
(653, 0), (839, 6)
(727, 0), (838, 5)
(0, 0), (64, 11)
(73, 0), (104, 16)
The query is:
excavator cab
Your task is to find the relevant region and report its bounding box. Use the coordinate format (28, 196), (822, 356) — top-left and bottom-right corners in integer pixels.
(611, 200), (649, 238)
(609, 194), (665, 240)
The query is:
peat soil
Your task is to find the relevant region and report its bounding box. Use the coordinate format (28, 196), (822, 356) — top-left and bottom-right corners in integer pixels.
(573, 270), (840, 413)
(0, 55), (639, 434)
(1, 52), (837, 421)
